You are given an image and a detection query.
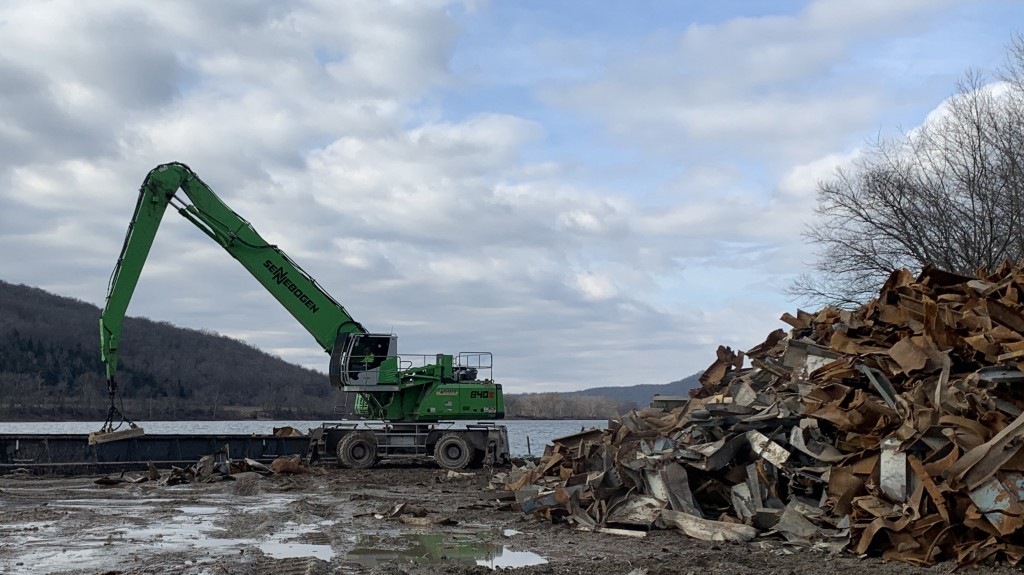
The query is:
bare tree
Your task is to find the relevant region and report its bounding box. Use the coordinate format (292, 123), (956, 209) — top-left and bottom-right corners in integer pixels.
(792, 36), (1024, 306)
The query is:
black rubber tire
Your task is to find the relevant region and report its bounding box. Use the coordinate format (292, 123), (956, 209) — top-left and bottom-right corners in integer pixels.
(337, 431), (378, 469)
(434, 433), (474, 470)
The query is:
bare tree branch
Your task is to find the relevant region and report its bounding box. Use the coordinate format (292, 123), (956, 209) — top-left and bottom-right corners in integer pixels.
(792, 37), (1024, 306)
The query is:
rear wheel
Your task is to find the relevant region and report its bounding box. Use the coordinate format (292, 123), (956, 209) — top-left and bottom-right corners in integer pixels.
(434, 433), (474, 470)
(337, 431), (378, 469)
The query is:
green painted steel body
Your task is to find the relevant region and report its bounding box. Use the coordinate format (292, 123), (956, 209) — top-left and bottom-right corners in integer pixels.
(100, 162), (504, 423)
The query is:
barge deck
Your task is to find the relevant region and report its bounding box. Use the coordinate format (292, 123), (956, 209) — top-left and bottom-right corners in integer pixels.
(0, 432), (314, 475)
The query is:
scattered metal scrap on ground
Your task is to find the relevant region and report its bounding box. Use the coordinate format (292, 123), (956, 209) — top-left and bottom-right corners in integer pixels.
(500, 262), (1024, 567)
(94, 450), (311, 486)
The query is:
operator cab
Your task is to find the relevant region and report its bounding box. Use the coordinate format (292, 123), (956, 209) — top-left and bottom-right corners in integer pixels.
(330, 333), (398, 387)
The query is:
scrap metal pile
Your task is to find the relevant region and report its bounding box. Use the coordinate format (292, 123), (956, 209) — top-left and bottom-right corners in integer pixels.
(503, 263), (1024, 566)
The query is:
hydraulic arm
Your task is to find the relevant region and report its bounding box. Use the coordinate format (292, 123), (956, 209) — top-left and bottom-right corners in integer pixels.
(100, 163), (364, 379)
(100, 162), (504, 431)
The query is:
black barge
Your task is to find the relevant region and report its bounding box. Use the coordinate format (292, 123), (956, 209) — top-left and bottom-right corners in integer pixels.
(0, 431), (313, 475)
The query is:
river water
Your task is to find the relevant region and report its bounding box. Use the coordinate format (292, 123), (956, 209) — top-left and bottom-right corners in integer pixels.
(0, 419), (608, 457)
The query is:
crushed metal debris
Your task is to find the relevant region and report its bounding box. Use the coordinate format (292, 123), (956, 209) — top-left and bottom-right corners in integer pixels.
(498, 263), (1024, 567)
(94, 450), (311, 486)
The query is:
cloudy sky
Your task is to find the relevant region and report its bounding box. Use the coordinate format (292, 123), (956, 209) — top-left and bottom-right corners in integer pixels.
(1, 1), (1021, 393)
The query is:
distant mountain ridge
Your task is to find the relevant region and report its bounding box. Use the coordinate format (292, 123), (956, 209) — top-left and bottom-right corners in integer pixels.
(563, 375), (700, 408)
(500, 375), (700, 419)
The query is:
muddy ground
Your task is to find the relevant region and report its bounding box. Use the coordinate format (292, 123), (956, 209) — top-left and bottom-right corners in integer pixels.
(0, 464), (1020, 575)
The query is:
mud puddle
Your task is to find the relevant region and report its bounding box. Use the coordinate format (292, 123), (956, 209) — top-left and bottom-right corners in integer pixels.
(0, 471), (551, 574)
(346, 529), (547, 570)
(6, 466), (1010, 575)
(0, 484), (314, 573)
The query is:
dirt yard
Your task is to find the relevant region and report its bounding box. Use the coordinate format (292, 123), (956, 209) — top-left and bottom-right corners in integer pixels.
(0, 464), (1019, 575)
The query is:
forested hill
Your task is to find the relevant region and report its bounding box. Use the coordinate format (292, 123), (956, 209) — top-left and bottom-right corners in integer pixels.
(0, 279), (338, 421)
(0, 279), (700, 421)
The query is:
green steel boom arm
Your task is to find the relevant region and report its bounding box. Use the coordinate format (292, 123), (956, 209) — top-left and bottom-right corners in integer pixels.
(99, 162), (366, 381)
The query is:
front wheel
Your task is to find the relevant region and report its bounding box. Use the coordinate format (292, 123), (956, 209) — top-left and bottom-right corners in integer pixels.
(337, 431), (378, 469)
(434, 433), (474, 470)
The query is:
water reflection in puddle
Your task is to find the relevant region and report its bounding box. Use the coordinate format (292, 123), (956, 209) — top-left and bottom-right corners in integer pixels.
(259, 541), (335, 561)
(476, 548), (549, 569)
(178, 505), (220, 515)
(347, 532), (546, 570)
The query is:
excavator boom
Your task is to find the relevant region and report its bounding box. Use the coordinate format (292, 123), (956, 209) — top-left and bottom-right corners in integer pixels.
(99, 162), (505, 428)
(100, 163), (364, 381)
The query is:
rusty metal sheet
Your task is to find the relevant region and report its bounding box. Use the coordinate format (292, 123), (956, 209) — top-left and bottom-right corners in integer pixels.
(697, 345), (743, 389)
(946, 410), (1024, 490)
(644, 461), (701, 516)
(606, 495), (665, 527)
(790, 418), (845, 462)
(550, 427), (605, 453)
(745, 430), (790, 467)
(782, 339), (840, 376)
(685, 435), (746, 471)
(771, 501), (822, 544)
(779, 309), (814, 329)
(661, 509), (758, 542)
(887, 338), (930, 374)
(856, 365), (898, 410)
(827, 466), (864, 516)
(907, 454), (950, 525)
(987, 299), (1024, 333)
(968, 472), (1024, 536)
(566, 488), (599, 530)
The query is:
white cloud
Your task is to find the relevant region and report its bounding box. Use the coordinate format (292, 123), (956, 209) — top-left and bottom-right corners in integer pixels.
(777, 150), (863, 206)
(570, 271), (618, 301)
(0, 0), (1016, 397)
(542, 0), (956, 167)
